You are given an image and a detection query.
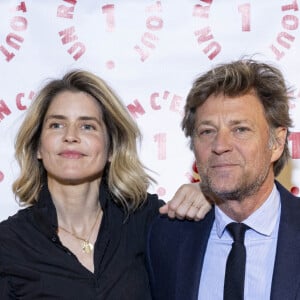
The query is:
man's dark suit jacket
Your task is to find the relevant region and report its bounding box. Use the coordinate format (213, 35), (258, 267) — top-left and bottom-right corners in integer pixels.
(146, 181), (300, 300)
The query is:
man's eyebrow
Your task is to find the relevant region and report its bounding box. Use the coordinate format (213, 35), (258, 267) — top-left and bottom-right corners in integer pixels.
(228, 119), (253, 125)
(197, 120), (213, 125)
(195, 119), (253, 127)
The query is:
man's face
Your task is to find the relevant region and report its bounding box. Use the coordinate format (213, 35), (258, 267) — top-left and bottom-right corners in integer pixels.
(193, 92), (282, 202)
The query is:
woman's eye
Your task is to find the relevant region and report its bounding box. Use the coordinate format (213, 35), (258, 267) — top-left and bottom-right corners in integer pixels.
(82, 124), (96, 130)
(49, 123), (63, 129)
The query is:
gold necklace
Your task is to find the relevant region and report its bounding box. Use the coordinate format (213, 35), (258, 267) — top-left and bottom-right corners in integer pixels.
(58, 208), (102, 254)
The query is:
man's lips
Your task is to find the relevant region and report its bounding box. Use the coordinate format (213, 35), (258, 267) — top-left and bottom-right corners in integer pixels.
(59, 150), (85, 159)
(210, 163), (238, 169)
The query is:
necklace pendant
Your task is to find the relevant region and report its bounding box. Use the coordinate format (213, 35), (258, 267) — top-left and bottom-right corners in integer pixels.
(81, 240), (94, 254)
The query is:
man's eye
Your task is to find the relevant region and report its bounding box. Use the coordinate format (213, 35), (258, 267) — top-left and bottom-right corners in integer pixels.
(198, 129), (215, 136)
(235, 127), (250, 133)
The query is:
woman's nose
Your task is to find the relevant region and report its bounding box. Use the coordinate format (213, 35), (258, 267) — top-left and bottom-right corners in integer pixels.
(63, 125), (80, 143)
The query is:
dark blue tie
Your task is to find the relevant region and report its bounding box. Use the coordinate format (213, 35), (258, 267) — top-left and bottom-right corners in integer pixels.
(224, 222), (249, 300)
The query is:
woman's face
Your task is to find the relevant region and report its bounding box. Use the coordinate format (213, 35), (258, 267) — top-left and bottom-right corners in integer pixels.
(37, 90), (110, 185)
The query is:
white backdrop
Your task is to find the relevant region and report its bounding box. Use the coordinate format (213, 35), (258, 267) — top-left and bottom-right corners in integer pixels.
(0, 0), (300, 221)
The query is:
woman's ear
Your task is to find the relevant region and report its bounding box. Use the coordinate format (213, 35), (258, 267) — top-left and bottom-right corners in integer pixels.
(37, 148), (42, 159)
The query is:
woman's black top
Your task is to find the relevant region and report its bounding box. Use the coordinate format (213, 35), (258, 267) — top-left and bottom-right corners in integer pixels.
(0, 181), (163, 299)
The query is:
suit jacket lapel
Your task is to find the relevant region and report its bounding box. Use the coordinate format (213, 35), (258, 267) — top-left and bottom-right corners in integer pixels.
(174, 210), (215, 300)
(271, 182), (300, 300)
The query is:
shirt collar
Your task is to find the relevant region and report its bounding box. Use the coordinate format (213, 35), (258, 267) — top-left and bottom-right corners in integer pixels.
(215, 183), (281, 238)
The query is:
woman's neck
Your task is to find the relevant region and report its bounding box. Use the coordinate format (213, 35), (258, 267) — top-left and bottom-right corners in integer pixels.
(47, 178), (101, 230)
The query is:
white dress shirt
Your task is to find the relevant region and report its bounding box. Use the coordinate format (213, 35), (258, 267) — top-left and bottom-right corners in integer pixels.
(198, 184), (281, 300)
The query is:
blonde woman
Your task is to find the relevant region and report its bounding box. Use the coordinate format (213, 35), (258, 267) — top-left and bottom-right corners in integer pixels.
(0, 70), (211, 299)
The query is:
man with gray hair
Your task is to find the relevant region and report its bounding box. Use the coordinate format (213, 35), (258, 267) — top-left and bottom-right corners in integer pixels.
(147, 59), (300, 300)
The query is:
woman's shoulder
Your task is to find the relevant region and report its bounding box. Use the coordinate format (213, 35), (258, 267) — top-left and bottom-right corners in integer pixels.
(138, 193), (164, 213)
(126, 193), (164, 227)
(0, 207), (33, 235)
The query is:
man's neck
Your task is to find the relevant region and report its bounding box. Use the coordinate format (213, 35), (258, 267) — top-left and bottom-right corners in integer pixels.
(217, 181), (275, 222)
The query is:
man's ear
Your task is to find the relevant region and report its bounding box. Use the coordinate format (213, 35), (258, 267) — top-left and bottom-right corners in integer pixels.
(271, 127), (287, 163)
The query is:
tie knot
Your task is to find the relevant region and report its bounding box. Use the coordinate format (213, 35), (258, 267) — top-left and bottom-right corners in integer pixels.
(226, 222), (249, 243)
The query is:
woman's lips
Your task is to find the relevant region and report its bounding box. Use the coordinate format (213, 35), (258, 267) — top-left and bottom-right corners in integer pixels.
(59, 150), (85, 159)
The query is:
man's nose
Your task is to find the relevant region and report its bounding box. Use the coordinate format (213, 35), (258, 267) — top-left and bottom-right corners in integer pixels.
(211, 130), (233, 154)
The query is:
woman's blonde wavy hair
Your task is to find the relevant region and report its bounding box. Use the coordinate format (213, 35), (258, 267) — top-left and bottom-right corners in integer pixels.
(13, 70), (154, 213)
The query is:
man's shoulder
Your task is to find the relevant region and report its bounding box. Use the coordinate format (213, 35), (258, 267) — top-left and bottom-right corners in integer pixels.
(148, 209), (215, 246)
(146, 208), (214, 289)
(276, 181), (300, 207)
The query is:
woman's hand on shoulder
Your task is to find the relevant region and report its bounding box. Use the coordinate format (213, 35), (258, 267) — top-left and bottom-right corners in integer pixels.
(159, 182), (212, 221)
